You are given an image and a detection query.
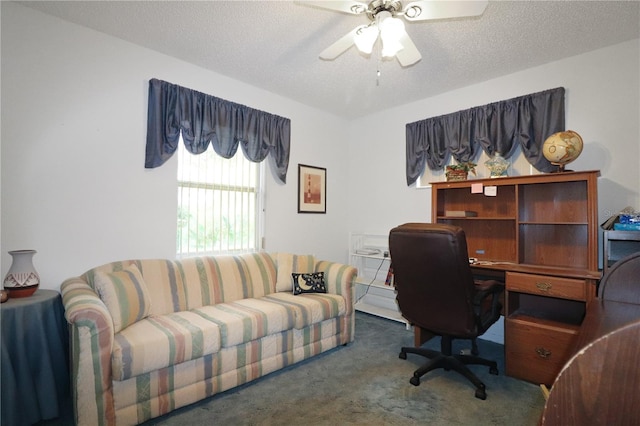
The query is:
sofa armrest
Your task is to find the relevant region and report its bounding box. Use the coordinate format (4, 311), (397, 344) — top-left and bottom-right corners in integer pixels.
(315, 261), (357, 314)
(61, 277), (116, 426)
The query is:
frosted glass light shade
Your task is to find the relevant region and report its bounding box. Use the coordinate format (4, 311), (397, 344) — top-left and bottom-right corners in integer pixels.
(380, 16), (405, 40)
(354, 25), (379, 55)
(379, 16), (405, 57)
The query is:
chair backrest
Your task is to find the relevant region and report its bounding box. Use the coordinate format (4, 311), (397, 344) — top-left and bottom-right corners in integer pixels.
(598, 252), (640, 303)
(389, 223), (476, 337)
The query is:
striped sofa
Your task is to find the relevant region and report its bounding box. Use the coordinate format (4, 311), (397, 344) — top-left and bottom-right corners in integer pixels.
(60, 252), (356, 426)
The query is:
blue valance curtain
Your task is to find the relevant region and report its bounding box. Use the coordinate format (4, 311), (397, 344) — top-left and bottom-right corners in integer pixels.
(405, 87), (565, 186)
(145, 78), (291, 183)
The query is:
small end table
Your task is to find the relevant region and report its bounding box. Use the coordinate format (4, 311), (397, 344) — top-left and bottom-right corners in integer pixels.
(1, 289), (70, 425)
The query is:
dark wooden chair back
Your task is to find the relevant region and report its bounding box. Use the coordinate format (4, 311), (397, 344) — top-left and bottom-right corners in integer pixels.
(598, 251), (640, 304)
(542, 319), (640, 424)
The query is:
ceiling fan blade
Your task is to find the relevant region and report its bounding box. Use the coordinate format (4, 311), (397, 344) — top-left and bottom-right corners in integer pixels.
(395, 31), (422, 66)
(294, 1), (368, 15)
(403, 0), (488, 21)
(319, 26), (365, 60)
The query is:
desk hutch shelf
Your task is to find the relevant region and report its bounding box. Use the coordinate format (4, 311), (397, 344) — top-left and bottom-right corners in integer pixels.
(431, 170), (600, 386)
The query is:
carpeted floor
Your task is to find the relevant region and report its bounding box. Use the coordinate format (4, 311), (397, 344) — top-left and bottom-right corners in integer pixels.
(133, 312), (546, 425)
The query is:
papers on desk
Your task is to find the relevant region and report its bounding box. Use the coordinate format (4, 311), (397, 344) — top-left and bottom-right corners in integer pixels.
(471, 260), (514, 266)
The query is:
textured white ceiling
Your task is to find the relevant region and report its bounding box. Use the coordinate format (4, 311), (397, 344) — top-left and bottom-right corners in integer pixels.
(18, 0), (640, 118)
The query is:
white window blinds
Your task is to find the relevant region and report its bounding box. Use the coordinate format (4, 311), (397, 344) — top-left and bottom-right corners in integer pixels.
(177, 142), (263, 257)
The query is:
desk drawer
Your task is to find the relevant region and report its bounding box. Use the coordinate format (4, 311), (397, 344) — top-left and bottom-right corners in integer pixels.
(505, 318), (578, 386)
(506, 272), (587, 301)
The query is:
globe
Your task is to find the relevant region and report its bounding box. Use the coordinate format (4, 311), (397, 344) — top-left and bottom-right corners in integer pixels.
(542, 130), (583, 172)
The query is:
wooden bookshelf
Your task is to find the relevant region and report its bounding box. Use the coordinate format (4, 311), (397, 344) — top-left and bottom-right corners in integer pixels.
(431, 170), (600, 385)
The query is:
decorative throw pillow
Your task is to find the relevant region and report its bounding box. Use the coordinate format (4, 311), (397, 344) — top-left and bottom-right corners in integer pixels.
(275, 253), (315, 292)
(94, 264), (152, 333)
(292, 272), (327, 295)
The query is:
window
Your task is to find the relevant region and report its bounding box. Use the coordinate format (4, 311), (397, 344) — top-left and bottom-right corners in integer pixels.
(177, 142), (264, 257)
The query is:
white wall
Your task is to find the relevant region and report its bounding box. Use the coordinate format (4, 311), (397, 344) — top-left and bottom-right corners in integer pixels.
(2, 2), (639, 292)
(348, 39), (640, 239)
(1, 3), (351, 290)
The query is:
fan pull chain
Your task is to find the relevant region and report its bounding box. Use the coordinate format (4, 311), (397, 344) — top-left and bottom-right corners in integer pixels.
(376, 41), (382, 86)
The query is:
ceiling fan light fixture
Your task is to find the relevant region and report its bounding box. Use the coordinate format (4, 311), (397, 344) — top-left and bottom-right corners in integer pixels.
(354, 25), (379, 55)
(380, 15), (404, 38)
(381, 37), (404, 58)
(299, 0), (488, 66)
(379, 15), (405, 57)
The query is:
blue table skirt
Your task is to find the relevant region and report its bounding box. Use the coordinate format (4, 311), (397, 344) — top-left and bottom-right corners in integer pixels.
(1, 289), (70, 426)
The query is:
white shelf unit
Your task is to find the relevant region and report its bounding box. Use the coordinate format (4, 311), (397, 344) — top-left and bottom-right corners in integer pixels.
(350, 233), (409, 328)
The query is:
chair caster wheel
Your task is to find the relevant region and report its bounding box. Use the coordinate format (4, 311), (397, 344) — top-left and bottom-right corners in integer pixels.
(475, 388), (487, 400)
(410, 376), (420, 386)
(490, 366), (499, 375)
(399, 351), (407, 360)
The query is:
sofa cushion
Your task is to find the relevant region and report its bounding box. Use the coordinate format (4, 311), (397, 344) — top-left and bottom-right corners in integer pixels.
(262, 292), (346, 329)
(94, 264), (152, 333)
(275, 253), (315, 292)
(191, 297), (297, 347)
(88, 259), (189, 316)
(111, 311), (221, 381)
(292, 272), (327, 295)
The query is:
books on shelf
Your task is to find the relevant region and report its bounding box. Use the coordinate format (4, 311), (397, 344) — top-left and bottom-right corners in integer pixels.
(445, 210), (478, 217)
(384, 264), (394, 286)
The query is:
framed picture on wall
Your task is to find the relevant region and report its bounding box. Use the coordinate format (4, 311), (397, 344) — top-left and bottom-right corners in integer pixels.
(298, 164), (326, 214)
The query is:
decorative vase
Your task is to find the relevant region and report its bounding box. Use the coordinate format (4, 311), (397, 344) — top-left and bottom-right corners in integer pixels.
(485, 152), (509, 178)
(3, 250), (40, 298)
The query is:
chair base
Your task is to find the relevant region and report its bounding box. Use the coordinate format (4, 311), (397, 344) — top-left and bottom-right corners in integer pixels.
(399, 346), (499, 400)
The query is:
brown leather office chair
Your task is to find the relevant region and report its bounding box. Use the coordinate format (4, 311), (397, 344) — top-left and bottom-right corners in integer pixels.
(389, 223), (504, 400)
(598, 251), (640, 303)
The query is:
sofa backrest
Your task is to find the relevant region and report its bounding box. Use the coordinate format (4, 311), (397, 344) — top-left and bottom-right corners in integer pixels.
(84, 252), (277, 315)
(176, 252), (276, 310)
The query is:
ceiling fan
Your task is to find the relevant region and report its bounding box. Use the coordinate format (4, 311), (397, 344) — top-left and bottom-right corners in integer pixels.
(296, 0), (488, 66)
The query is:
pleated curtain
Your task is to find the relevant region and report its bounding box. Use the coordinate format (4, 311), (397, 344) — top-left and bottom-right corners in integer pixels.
(405, 87), (565, 185)
(145, 78), (291, 183)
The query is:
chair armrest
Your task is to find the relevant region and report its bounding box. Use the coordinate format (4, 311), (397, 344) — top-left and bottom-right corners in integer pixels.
(61, 277), (116, 426)
(473, 280), (505, 331)
(472, 280), (504, 305)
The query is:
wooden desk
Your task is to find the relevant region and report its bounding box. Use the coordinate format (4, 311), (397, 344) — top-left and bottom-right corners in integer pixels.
(541, 298), (640, 425)
(430, 171), (601, 385)
(414, 262), (600, 384)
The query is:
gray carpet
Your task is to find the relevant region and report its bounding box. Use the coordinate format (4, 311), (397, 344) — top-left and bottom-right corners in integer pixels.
(135, 312), (545, 425)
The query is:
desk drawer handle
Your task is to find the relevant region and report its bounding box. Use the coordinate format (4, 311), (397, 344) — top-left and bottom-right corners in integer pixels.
(535, 282), (553, 292)
(536, 347), (552, 359)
